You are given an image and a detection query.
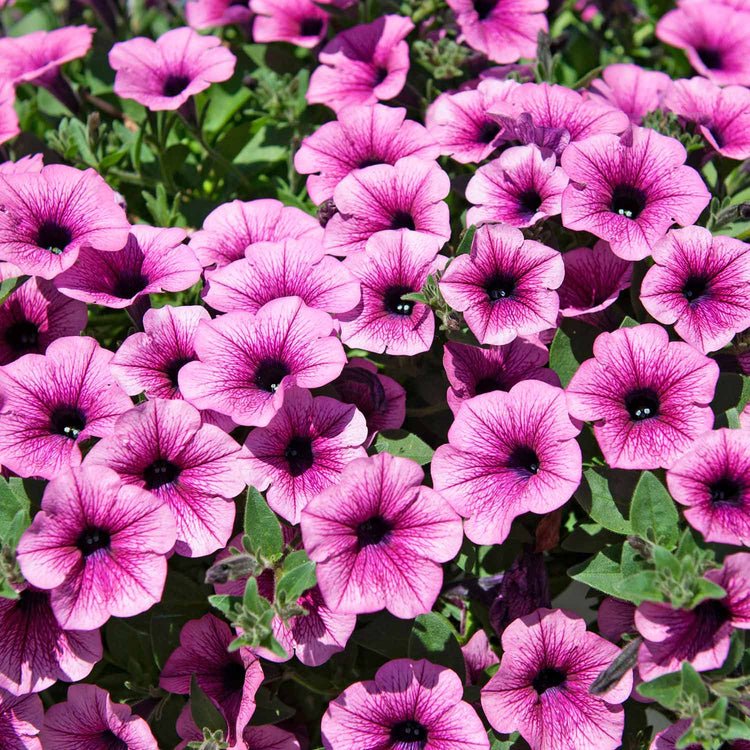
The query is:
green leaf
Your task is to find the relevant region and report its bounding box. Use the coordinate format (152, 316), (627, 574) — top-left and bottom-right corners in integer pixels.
(637, 671), (681, 707)
(687, 577), (727, 609)
(276, 557), (316, 604)
(548, 318), (599, 387)
(207, 594), (241, 617)
(680, 662), (708, 703)
(630, 471), (680, 548)
(351, 611), (414, 659)
(243, 577), (268, 615)
(408, 612), (466, 684)
(244, 487), (283, 563)
(373, 430), (434, 465)
(0, 479), (30, 543)
(568, 545), (624, 598)
(726, 715), (750, 741)
(248, 687), (295, 726)
(576, 469), (633, 534)
(0, 275), (26, 307)
(190, 675), (227, 734)
(614, 571), (663, 605)
(456, 224), (477, 255)
(619, 316), (639, 328)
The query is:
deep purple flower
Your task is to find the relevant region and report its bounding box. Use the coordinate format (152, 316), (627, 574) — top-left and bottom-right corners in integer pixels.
(597, 597), (636, 642)
(462, 630), (499, 685)
(0, 690), (43, 750)
(651, 719), (750, 750)
(322, 658), (490, 750)
(432, 380), (581, 545)
(0, 336), (133, 480)
(0, 81), (19, 145)
(185, 0), (253, 30)
(481, 608), (632, 750)
(560, 127), (711, 261)
(587, 64), (672, 123)
(324, 157), (451, 256)
(251, 0), (329, 48)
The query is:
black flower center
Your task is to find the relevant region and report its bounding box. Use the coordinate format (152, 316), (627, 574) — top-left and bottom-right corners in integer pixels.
(222, 661), (246, 693)
(36, 221), (72, 255)
(49, 406), (86, 440)
(477, 120), (501, 144)
(384, 285), (415, 316)
(624, 388), (660, 421)
(696, 47), (723, 70)
(709, 476), (742, 506)
(284, 436), (315, 477)
(390, 719), (428, 747)
(165, 357), (193, 388)
(610, 184), (647, 220)
(708, 126), (725, 148)
(485, 273), (516, 301)
(98, 731), (128, 750)
(691, 599), (731, 654)
(391, 211), (416, 231)
(682, 275), (709, 303)
(373, 66), (388, 85)
(356, 515), (392, 549)
(143, 458), (181, 490)
(358, 158), (382, 169)
(254, 358), (290, 393)
(76, 527), (111, 557)
(112, 274), (148, 300)
(508, 445), (541, 476)
(300, 17), (323, 36)
(474, 376), (504, 395)
(532, 666), (566, 694)
(518, 189), (543, 216)
(162, 74), (190, 97)
(4, 319), (39, 352)
(474, 0), (499, 19)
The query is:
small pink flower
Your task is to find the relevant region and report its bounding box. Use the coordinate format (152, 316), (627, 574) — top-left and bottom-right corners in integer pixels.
(251, 0), (328, 48)
(587, 64), (672, 123)
(185, 0), (253, 30)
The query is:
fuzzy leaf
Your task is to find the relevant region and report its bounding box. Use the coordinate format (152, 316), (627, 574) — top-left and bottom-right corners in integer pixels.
(636, 671), (681, 707)
(576, 469), (633, 535)
(568, 545), (624, 598)
(190, 675), (227, 735)
(276, 556), (316, 604)
(456, 224), (477, 255)
(408, 612), (466, 683)
(244, 487), (283, 563)
(630, 471), (679, 549)
(373, 430), (434, 465)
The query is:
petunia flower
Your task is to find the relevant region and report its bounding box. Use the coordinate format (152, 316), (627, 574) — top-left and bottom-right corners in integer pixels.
(324, 157), (451, 256)
(203, 237), (360, 315)
(432, 380), (581, 545)
(597, 597), (637, 642)
(651, 719), (750, 750)
(446, 0), (548, 64)
(16, 466), (175, 630)
(462, 630), (500, 685)
(560, 127), (711, 261)
(86, 398), (249, 558)
(160, 614), (264, 747)
(0, 164), (130, 280)
(188, 198), (323, 268)
(338, 230), (446, 355)
(244, 386), (368, 524)
(251, 0), (329, 48)
(586, 64), (672, 123)
(306, 14), (414, 113)
(465, 144), (569, 227)
(0, 336), (133, 480)
(176, 709), (301, 750)
(481, 608), (632, 750)
(179, 297), (346, 427)
(322, 658), (490, 750)
(39, 684), (158, 750)
(443, 338), (560, 416)
(0, 153), (44, 175)
(185, 0), (254, 30)
(0, 277), (87, 366)
(0, 690), (43, 750)
(439, 223), (564, 346)
(301, 452), (463, 618)
(641, 226), (750, 354)
(0, 81), (19, 145)
(0, 584), (101, 696)
(109, 26), (236, 111)
(636, 552), (750, 679)
(566, 324), (719, 470)
(294, 103), (439, 204)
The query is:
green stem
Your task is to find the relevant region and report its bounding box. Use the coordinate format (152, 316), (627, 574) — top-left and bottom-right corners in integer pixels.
(284, 670), (338, 698)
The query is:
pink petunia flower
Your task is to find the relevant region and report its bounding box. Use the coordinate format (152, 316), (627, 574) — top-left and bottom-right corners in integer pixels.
(179, 297), (346, 427)
(86, 398), (249, 558)
(40, 684), (158, 750)
(462, 630), (500, 685)
(566, 324), (718, 470)
(481, 608), (632, 750)
(651, 719), (750, 750)
(322, 658), (489, 750)
(0, 690), (43, 750)
(0, 164), (130, 280)
(443, 338), (560, 416)
(185, 0), (253, 30)
(244, 386), (367, 524)
(466, 144), (569, 227)
(294, 103), (439, 204)
(160, 614), (264, 747)
(0, 81), (19, 145)
(432, 380), (581, 545)
(251, 0), (328, 48)
(439, 223), (564, 346)
(109, 26), (236, 111)
(176, 709), (301, 750)
(301, 452), (463, 618)
(0, 336), (132, 480)
(560, 127), (711, 261)
(188, 198), (323, 268)
(203, 237), (360, 315)
(16, 466), (175, 630)
(636, 553), (750, 679)
(338, 230), (446, 356)
(324, 157), (451, 256)
(0, 153), (43, 175)
(587, 64), (672, 123)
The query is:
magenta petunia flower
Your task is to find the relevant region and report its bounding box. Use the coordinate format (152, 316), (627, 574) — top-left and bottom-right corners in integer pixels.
(462, 630), (500, 685)
(0, 336), (132, 480)
(443, 338), (560, 416)
(188, 198), (323, 268)
(0, 81), (19, 145)
(251, 0), (328, 48)
(338, 230), (446, 356)
(597, 597), (636, 642)
(656, 3), (750, 85)
(244, 386), (367, 524)
(203, 238), (360, 315)
(86, 398), (249, 558)
(160, 614), (264, 746)
(666, 429), (750, 547)
(0, 153), (43, 176)
(0, 164), (130, 280)
(324, 157), (451, 256)
(446, 0), (548, 64)
(0, 584), (101, 696)
(466, 144), (569, 228)
(636, 553), (750, 679)
(0, 690), (43, 750)
(40, 684), (158, 750)
(566, 324), (718, 470)
(0, 276), (87, 366)
(651, 719), (750, 750)
(179, 297), (346, 427)
(560, 127), (711, 261)
(322, 658), (489, 750)
(439, 223), (564, 346)
(294, 103), (439, 204)
(432, 380), (581, 545)
(424, 79), (518, 164)
(185, 0), (253, 30)
(16, 466), (175, 630)
(176, 709), (301, 750)
(587, 64), (672, 123)
(665, 76), (750, 160)
(641, 226), (750, 354)
(301, 452), (463, 618)
(306, 14), (414, 113)
(481, 608), (632, 750)
(109, 26), (236, 111)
